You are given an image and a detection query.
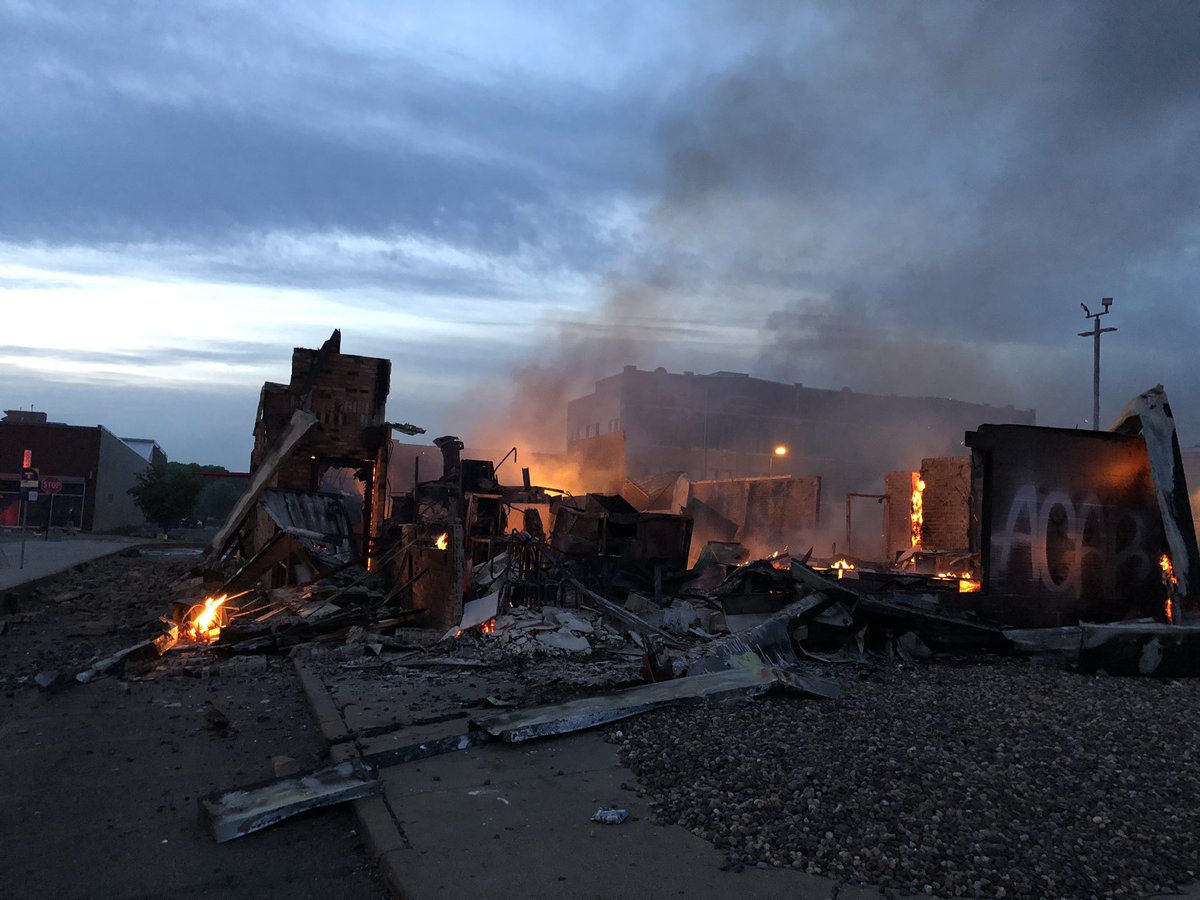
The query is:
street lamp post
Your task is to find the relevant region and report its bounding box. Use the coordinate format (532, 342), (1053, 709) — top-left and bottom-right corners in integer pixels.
(1078, 297), (1117, 430)
(770, 444), (788, 476)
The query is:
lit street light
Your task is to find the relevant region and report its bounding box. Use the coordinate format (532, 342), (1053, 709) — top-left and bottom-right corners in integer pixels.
(770, 444), (788, 476)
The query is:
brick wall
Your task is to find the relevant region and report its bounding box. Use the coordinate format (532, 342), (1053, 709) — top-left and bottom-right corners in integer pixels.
(883, 470), (916, 559)
(919, 456), (972, 551)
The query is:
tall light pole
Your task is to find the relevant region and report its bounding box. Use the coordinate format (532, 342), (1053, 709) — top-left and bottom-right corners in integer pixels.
(770, 444), (788, 476)
(1078, 297), (1117, 430)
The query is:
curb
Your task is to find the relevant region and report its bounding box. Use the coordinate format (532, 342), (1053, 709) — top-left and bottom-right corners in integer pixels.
(292, 658), (413, 900)
(0, 540), (153, 596)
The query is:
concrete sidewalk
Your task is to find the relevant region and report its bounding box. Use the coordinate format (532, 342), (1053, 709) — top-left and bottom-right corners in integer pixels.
(0, 535), (145, 591)
(296, 655), (883, 900)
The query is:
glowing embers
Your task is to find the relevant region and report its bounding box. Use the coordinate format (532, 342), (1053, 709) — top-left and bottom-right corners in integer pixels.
(1162, 554), (1178, 623)
(831, 558), (856, 580)
(935, 571), (981, 593)
(453, 617), (496, 639)
(910, 474), (926, 548)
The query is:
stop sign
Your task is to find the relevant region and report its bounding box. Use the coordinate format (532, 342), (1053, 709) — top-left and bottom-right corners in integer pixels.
(42, 476), (63, 495)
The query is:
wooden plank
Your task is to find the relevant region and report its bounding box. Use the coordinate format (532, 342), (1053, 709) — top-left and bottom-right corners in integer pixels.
(208, 410), (319, 560)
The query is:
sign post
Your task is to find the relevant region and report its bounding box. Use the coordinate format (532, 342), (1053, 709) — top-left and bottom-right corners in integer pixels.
(19, 467), (39, 569)
(42, 476), (62, 541)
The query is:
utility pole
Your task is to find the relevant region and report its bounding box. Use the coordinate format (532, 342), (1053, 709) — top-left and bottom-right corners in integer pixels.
(1078, 297), (1117, 430)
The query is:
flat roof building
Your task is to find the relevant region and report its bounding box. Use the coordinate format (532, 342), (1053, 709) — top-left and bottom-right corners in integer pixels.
(0, 410), (159, 532)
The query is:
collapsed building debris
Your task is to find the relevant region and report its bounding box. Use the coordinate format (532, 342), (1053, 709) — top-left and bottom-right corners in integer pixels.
(17, 338), (1200, 900)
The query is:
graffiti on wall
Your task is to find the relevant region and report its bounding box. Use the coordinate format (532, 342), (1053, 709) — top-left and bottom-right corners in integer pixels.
(991, 484), (1155, 600)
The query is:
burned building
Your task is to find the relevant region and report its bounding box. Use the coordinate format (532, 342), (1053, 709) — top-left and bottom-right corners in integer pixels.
(566, 367), (1035, 515)
(207, 331), (410, 590)
(248, 330), (392, 557)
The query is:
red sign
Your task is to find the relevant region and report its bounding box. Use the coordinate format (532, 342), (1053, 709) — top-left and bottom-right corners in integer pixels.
(41, 476), (62, 495)
(22, 449), (32, 469)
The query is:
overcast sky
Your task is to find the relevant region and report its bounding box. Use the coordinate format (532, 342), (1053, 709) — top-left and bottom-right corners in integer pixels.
(2, 1), (1198, 469)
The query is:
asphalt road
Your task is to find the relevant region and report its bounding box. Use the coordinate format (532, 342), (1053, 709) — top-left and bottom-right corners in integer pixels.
(0, 549), (387, 900)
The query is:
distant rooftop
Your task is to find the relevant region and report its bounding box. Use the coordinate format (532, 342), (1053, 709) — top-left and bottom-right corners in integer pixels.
(120, 437), (167, 462)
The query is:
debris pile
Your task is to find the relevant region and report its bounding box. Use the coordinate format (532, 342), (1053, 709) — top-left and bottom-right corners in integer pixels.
(11, 346), (1200, 900)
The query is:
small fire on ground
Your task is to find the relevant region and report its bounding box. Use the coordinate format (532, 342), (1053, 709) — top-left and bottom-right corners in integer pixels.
(154, 592), (244, 654)
(454, 618), (495, 638)
(434, 532), (449, 551)
(936, 572), (981, 593)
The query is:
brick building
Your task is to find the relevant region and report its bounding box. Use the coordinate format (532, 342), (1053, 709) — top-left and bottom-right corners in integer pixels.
(0, 410), (158, 532)
(248, 331), (391, 556)
(567, 367), (1035, 535)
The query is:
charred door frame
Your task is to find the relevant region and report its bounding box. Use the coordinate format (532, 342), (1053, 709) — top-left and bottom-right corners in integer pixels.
(845, 492), (889, 561)
(308, 454), (375, 559)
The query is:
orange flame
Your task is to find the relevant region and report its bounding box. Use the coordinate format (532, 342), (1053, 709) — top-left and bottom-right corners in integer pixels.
(156, 593), (233, 653)
(936, 571), (980, 593)
(831, 558), (856, 580)
(1162, 554), (1178, 623)
(435, 532), (449, 551)
(911, 475), (925, 548)
(185, 594), (230, 643)
(453, 617), (496, 639)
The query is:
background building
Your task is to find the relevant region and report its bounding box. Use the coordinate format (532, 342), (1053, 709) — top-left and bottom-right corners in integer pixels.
(0, 410), (159, 532)
(567, 367), (1036, 537)
(120, 437), (168, 466)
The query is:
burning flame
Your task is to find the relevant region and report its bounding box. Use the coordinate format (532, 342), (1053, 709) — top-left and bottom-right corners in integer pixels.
(911, 475), (926, 548)
(936, 572), (980, 593)
(831, 558), (856, 580)
(1161, 554), (1178, 623)
(186, 594), (230, 643)
(155, 592), (235, 654)
(435, 532), (449, 551)
(454, 617), (496, 639)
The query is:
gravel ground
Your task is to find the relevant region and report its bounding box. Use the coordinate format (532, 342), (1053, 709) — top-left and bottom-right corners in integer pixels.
(615, 657), (1200, 899)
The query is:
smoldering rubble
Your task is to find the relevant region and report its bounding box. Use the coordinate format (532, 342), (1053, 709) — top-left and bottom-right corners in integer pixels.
(17, 333), (1200, 900)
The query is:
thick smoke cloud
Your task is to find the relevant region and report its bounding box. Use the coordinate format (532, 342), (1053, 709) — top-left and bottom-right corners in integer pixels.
(490, 1), (1200, 449)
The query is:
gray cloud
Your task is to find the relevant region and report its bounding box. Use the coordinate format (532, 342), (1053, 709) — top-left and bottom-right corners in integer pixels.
(644, 1), (1200, 435)
(0, 1), (655, 280)
(6, 0), (1200, 461)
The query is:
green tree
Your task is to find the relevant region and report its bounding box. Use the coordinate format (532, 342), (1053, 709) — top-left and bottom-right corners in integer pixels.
(128, 462), (208, 531)
(192, 467), (248, 525)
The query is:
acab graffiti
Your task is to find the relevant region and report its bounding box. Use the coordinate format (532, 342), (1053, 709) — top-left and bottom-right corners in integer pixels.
(991, 484), (1153, 599)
